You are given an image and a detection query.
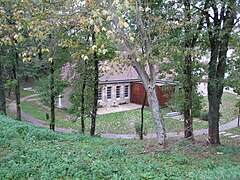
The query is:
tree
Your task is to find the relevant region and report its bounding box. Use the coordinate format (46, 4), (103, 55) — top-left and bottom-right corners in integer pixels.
(181, 0), (208, 140)
(64, 1), (116, 135)
(108, 0), (167, 145)
(204, 0), (238, 144)
(0, 0), (33, 120)
(90, 31), (99, 136)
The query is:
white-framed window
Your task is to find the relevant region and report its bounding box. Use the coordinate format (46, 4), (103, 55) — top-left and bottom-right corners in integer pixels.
(98, 87), (102, 100)
(116, 85), (121, 99)
(124, 85), (129, 98)
(107, 86), (112, 100)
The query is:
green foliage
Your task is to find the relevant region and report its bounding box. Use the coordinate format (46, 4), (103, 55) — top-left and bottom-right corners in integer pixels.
(36, 73), (68, 106)
(0, 115), (240, 179)
(104, 145), (127, 158)
(168, 86), (204, 117)
(4, 80), (17, 92)
(200, 110), (209, 121)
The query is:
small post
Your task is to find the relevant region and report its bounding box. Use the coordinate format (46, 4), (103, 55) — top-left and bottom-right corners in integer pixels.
(46, 112), (50, 128)
(238, 107), (240, 127)
(236, 98), (240, 127)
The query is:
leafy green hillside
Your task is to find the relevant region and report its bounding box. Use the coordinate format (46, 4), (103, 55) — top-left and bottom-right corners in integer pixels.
(0, 115), (239, 179)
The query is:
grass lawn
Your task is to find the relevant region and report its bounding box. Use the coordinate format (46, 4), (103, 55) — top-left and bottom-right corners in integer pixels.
(202, 92), (238, 125)
(19, 92), (238, 134)
(20, 89), (36, 97)
(0, 115), (239, 179)
(226, 126), (240, 135)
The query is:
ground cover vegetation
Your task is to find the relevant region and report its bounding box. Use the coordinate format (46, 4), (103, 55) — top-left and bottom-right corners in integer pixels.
(0, 0), (239, 147)
(0, 115), (240, 179)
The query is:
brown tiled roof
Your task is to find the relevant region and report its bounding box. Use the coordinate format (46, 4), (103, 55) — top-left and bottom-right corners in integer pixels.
(61, 62), (139, 84)
(61, 61), (173, 84)
(99, 63), (139, 83)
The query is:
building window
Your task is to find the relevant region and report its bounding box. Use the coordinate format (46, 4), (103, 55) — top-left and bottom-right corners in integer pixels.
(98, 88), (102, 100)
(124, 85), (129, 98)
(107, 86), (112, 100)
(116, 86), (120, 99)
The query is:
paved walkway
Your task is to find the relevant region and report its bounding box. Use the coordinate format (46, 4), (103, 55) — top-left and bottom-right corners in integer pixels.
(98, 103), (142, 115)
(101, 118), (240, 139)
(8, 94), (240, 139)
(9, 95), (77, 133)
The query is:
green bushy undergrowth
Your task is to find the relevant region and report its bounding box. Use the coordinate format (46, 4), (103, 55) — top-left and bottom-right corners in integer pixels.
(0, 115), (239, 179)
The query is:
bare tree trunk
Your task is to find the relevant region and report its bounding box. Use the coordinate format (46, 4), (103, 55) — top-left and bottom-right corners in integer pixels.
(14, 51), (21, 120)
(133, 60), (166, 145)
(90, 32), (98, 136)
(80, 60), (86, 134)
(140, 92), (147, 140)
(50, 60), (55, 131)
(183, 54), (194, 139)
(0, 61), (6, 115)
(208, 91), (221, 144)
(147, 86), (165, 145)
(183, 0), (194, 140)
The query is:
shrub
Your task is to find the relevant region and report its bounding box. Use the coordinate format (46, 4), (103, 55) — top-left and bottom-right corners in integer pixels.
(167, 87), (204, 117)
(200, 110), (223, 121)
(134, 122), (148, 137)
(200, 110), (209, 121)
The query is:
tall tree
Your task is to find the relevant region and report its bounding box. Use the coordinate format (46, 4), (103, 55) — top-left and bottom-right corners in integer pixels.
(13, 47), (21, 120)
(109, 0), (167, 145)
(66, 1), (116, 135)
(204, 0), (238, 144)
(0, 0), (33, 120)
(49, 59), (55, 131)
(181, 0), (208, 139)
(90, 31), (99, 136)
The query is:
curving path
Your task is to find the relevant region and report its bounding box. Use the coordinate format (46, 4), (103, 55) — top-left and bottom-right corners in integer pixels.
(101, 118), (240, 139)
(9, 94), (77, 133)
(9, 94), (240, 139)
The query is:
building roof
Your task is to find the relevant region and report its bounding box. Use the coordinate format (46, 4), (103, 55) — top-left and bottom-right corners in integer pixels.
(99, 63), (139, 84)
(61, 61), (174, 85)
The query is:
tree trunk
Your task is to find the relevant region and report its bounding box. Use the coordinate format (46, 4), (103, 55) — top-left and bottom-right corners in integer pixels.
(80, 60), (87, 134)
(183, 0), (194, 140)
(147, 87), (165, 145)
(0, 61), (6, 115)
(208, 90), (221, 144)
(183, 54), (194, 139)
(90, 32), (98, 136)
(205, 0), (236, 144)
(50, 60), (55, 131)
(140, 92), (147, 140)
(14, 51), (21, 120)
(207, 40), (222, 145)
(132, 60), (165, 145)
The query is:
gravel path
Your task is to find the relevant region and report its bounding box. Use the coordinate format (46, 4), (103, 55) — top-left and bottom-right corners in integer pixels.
(9, 94), (239, 138)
